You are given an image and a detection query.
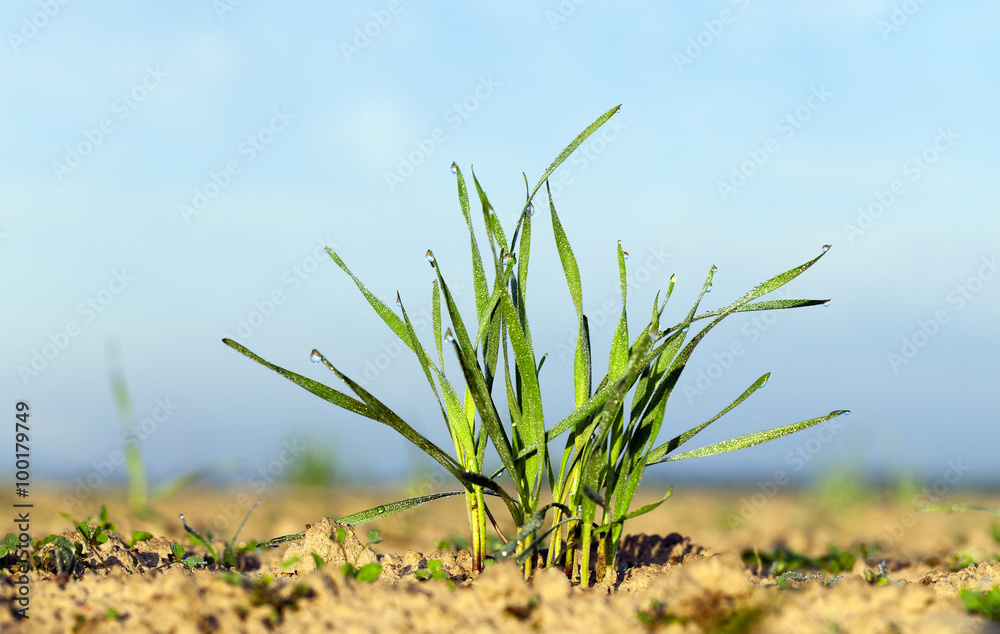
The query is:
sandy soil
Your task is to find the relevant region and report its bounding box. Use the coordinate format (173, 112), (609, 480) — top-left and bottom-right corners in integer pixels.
(1, 485), (999, 633)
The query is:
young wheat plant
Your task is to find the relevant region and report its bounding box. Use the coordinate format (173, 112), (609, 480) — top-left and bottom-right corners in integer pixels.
(224, 105), (847, 584)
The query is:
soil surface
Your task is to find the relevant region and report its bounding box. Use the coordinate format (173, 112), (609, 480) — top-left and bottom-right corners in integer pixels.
(2, 485), (999, 632)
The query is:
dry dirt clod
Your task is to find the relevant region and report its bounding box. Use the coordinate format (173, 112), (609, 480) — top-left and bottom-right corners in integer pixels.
(273, 518), (377, 576)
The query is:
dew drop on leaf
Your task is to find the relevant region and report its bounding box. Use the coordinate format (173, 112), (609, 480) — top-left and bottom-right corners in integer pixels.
(623, 252), (630, 260)
(444, 328), (455, 344)
(524, 202), (534, 217)
(450, 162), (457, 175)
(822, 244), (831, 252)
(705, 283), (713, 293)
(377, 506), (386, 514)
(488, 205), (495, 216)
(670, 274), (677, 284)
(310, 350), (322, 364)
(425, 250), (436, 267)
(822, 299), (831, 307)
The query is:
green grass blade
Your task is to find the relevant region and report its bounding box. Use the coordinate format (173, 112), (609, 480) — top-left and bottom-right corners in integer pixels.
(547, 183), (592, 409)
(517, 212), (532, 326)
(445, 332), (521, 498)
(592, 488), (673, 536)
(397, 294), (444, 408)
(336, 491), (467, 526)
(617, 488), (672, 523)
(471, 168), (500, 265)
(223, 339), (372, 418)
(651, 410), (850, 464)
(510, 518), (578, 566)
(482, 292), (503, 396)
(488, 211), (508, 267)
(473, 285), (505, 348)
(696, 298), (829, 321)
(458, 470), (524, 525)
(491, 501), (572, 560)
(528, 104), (621, 204)
(576, 328), (654, 478)
(608, 241), (630, 381)
(576, 316), (593, 407)
(433, 262), (523, 504)
(548, 182), (583, 322)
(310, 350), (468, 481)
(453, 164), (490, 319)
(695, 249), (830, 322)
(498, 285), (547, 505)
(397, 295), (473, 461)
(644, 373), (771, 464)
(326, 249), (412, 351)
(106, 341), (149, 515)
(433, 280), (444, 370)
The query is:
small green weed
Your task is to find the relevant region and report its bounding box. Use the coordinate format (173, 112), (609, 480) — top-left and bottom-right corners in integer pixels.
(329, 526), (382, 582)
(637, 601), (689, 629)
(414, 559), (450, 585)
(636, 599), (764, 632)
(177, 500), (260, 569)
(774, 570), (845, 589)
(862, 561), (898, 587)
(232, 575), (316, 626)
(743, 545), (856, 576)
(960, 586), (1000, 621)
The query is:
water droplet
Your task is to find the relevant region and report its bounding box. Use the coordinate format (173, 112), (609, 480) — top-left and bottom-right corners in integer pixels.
(670, 274), (677, 284)
(310, 350), (322, 364)
(450, 162), (457, 175)
(444, 328), (455, 343)
(822, 299), (831, 308)
(623, 251), (630, 260)
(425, 250), (436, 267)
(821, 244), (831, 252)
(502, 253), (516, 267)
(488, 204), (495, 216)
(711, 264), (718, 272)
(396, 293), (402, 309)
(524, 202), (534, 217)
(705, 283), (713, 293)
(377, 506), (386, 514)
(681, 326), (689, 333)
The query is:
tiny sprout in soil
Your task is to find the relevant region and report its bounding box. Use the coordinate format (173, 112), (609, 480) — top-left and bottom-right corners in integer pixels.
(224, 104), (847, 585)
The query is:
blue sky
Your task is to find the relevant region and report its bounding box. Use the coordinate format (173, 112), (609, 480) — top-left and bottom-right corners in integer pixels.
(3, 2), (999, 496)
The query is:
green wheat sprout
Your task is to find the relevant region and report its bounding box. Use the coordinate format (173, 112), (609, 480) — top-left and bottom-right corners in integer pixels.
(224, 104), (847, 585)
